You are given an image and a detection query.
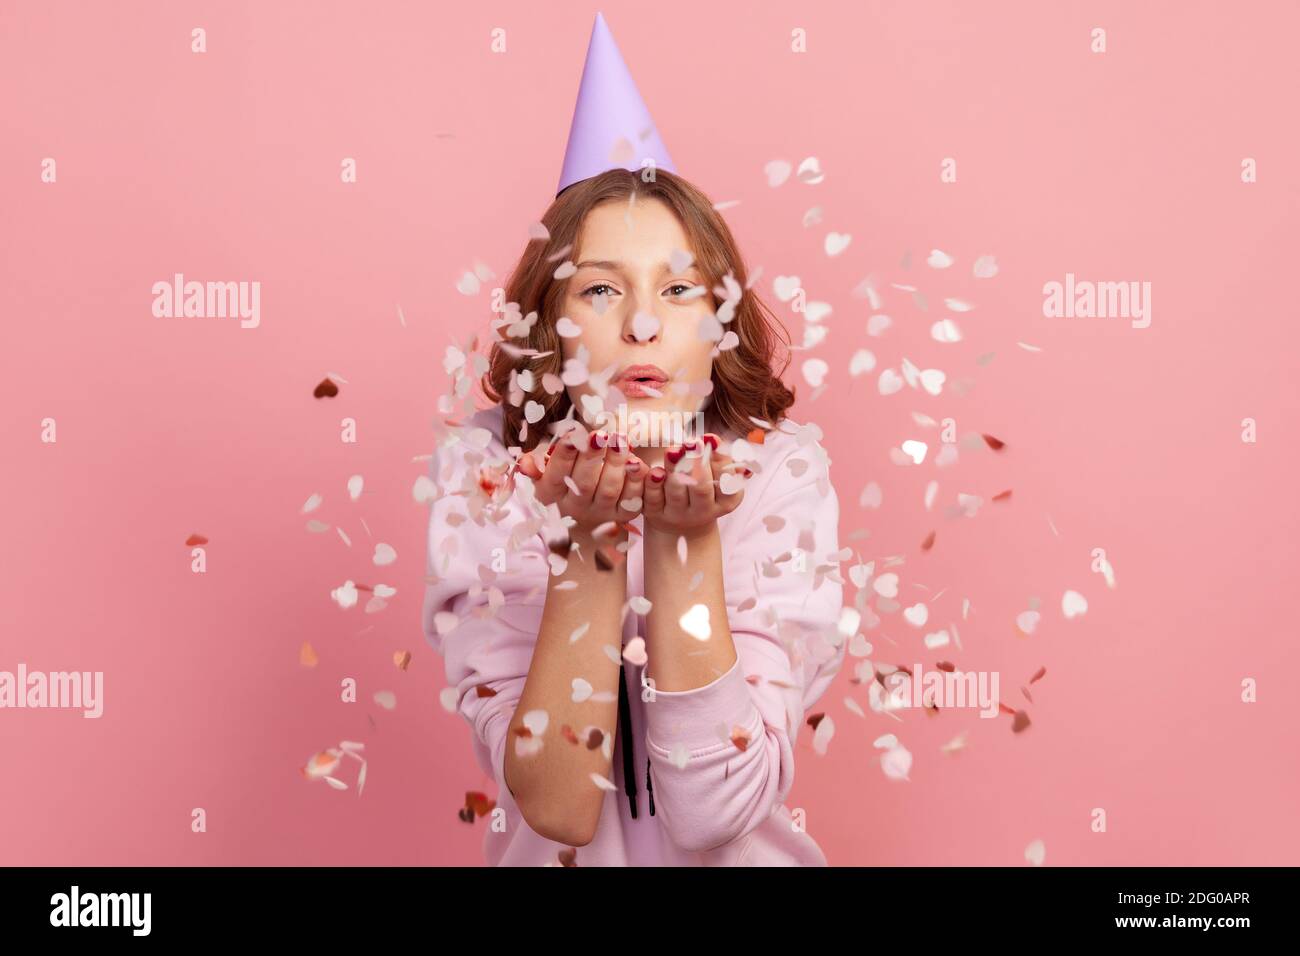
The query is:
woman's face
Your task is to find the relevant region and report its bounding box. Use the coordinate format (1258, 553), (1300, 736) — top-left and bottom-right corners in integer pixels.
(559, 197), (718, 445)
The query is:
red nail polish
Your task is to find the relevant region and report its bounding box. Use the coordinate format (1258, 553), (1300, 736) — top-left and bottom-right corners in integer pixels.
(743, 468), (753, 477)
(626, 458), (642, 474)
(589, 431), (605, 450)
(650, 468), (666, 483)
(702, 434), (719, 451)
(665, 447), (684, 465)
(683, 439), (698, 451)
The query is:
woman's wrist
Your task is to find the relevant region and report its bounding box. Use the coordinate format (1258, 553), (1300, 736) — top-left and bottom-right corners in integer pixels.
(643, 518), (720, 548)
(548, 525), (630, 582)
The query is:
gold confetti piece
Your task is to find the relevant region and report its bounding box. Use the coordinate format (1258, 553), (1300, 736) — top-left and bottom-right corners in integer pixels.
(299, 641), (319, 668)
(393, 650), (411, 671)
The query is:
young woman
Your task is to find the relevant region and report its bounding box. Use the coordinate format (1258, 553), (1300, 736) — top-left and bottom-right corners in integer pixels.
(422, 167), (846, 866)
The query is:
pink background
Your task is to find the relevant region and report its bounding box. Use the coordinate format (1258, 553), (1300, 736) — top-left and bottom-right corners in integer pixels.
(3, 0), (1298, 866)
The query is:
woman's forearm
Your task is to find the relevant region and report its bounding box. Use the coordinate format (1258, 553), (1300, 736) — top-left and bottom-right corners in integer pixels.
(642, 523), (737, 692)
(505, 527), (628, 846)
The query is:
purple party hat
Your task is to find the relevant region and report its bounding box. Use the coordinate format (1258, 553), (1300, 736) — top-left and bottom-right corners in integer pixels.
(556, 11), (676, 196)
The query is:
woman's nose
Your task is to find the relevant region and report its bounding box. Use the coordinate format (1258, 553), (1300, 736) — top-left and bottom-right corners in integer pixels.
(620, 300), (662, 344)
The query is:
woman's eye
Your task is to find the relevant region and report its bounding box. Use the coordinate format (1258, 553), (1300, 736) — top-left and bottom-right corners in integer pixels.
(581, 284), (615, 298)
(667, 283), (693, 297)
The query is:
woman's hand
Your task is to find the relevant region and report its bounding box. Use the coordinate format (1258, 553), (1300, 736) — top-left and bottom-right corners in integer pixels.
(515, 428), (646, 533)
(643, 434), (748, 537)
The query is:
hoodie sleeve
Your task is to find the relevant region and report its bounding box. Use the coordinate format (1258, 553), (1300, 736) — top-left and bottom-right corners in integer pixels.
(641, 437), (846, 854)
(421, 435), (550, 803)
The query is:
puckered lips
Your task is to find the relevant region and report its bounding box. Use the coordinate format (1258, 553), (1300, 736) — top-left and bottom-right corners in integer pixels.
(613, 363), (668, 399)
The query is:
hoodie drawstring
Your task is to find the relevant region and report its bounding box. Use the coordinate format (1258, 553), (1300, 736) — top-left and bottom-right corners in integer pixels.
(617, 661), (655, 818)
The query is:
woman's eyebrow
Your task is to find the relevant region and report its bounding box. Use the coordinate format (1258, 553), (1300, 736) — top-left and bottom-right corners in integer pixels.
(573, 259), (698, 275)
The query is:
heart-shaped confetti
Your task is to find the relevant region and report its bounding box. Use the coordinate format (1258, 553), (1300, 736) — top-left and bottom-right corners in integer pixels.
(872, 573), (899, 598)
(849, 349), (876, 376)
(1016, 610), (1041, 635)
(632, 312), (660, 342)
(796, 156), (824, 183)
(801, 358), (829, 388)
(824, 232), (852, 257)
(522, 709), (549, 736)
(679, 604), (711, 641)
(931, 319), (962, 343)
(623, 637), (648, 667)
(773, 275), (802, 302)
(1024, 839), (1046, 866)
(764, 159), (792, 187)
(1062, 590), (1088, 619)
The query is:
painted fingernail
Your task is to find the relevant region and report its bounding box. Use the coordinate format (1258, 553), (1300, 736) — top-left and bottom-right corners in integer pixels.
(649, 468), (666, 483)
(626, 458), (642, 474)
(589, 431), (606, 450)
(702, 433), (719, 451)
(683, 439), (698, 451)
(743, 468), (753, 477)
(665, 447), (684, 465)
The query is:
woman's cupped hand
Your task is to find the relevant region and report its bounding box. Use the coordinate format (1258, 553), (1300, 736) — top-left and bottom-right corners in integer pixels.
(513, 429), (749, 538)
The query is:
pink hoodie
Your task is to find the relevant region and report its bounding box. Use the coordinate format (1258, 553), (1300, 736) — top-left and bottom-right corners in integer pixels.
(422, 404), (846, 866)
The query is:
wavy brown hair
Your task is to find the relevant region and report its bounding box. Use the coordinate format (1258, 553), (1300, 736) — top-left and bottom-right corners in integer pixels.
(480, 167), (796, 452)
